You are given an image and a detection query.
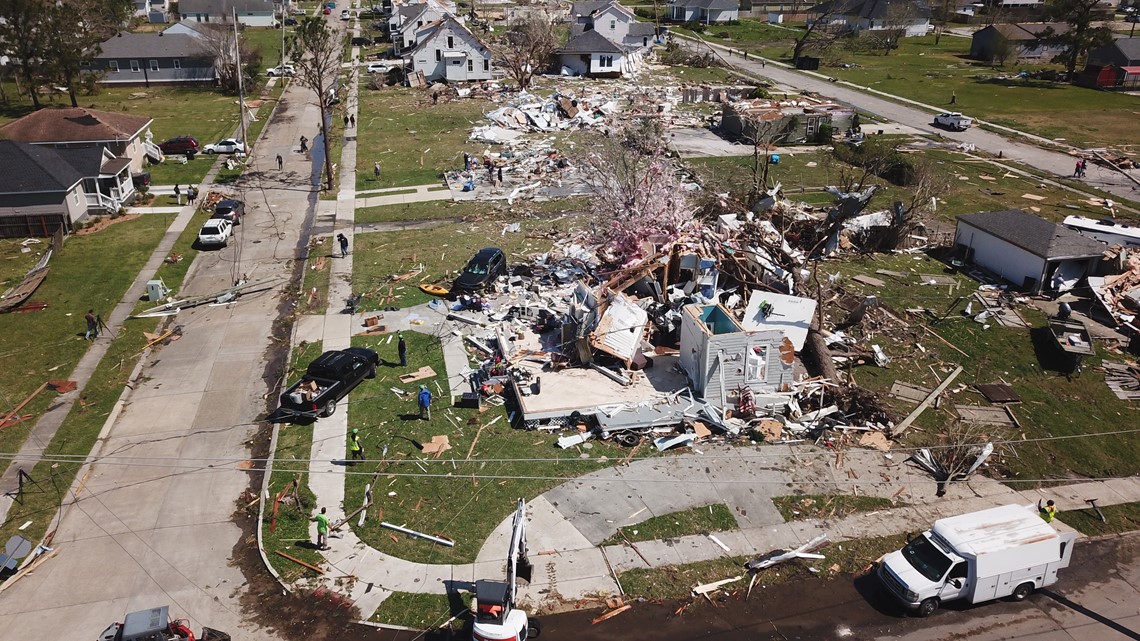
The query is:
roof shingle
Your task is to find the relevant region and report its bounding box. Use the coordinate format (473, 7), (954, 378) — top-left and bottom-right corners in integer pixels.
(0, 107), (152, 144)
(0, 141), (85, 194)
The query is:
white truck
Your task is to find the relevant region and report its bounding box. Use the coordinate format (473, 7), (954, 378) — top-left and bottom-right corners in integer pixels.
(878, 504), (1076, 617)
(933, 112), (972, 131)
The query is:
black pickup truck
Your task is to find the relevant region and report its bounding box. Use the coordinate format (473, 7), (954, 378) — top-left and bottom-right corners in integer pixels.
(279, 347), (379, 418)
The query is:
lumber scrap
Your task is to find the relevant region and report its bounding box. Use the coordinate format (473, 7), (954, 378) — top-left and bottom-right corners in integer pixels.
(275, 550), (325, 574)
(0, 548), (59, 593)
(398, 366), (437, 383)
(591, 604), (632, 624)
(0, 382), (48, 428)
(890, 366), (963, 438)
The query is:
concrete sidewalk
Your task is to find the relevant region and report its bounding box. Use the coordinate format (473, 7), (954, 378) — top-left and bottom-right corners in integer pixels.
(354, 183), (453, 208)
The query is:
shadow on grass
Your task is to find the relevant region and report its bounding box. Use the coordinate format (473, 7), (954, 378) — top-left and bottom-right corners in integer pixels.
(1029, 325), (1079, 376)
(976, 78), (1065, 89)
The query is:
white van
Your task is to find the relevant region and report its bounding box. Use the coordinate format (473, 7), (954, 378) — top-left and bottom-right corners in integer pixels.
(878, 504), (1076, 617)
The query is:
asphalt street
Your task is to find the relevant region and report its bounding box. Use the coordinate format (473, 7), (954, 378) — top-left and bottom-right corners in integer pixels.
(683, 36), (1140, 204)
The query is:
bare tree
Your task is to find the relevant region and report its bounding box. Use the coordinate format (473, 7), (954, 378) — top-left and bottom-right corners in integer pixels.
(991, 34), (1019, 67)
(196, 23), (262, 94)
(575, 119), (695, 265)
(877, 156), (952, 250)
(871, 2), (917, 56)
(492, 14), (557, 90)
(793, 5), (841, 64)
(930, 0), (956, 45)
(291, 17), (343, 191)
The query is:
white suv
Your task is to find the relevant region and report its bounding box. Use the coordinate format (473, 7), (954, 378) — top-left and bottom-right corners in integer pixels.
(198, 219), (234, 247)
(367, 62), (393, 74)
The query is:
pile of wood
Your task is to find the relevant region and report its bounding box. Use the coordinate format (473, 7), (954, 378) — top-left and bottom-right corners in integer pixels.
(1101, 362), (1140, 401)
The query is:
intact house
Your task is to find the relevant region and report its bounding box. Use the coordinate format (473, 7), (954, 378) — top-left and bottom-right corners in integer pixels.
(807, 0), (932, 38)
(1087, 37), (1140, 66)
(667, 0), (740, 24)
(0, 141), (142, 236)
(969, 23), (1070, 63)
(679, 303), (796, 405)
(179, 0), (277, 26)
(1076, 38), (1140, 89)
(570, 0), (656, 52)
(408, 17), (492, 82)
(0, 107), (156, 212)
(557, 29), (642, 77)
(390, 1), (451, 52)
(89, 32), (218, 86)
(135, 0), (171, 22)
(954, 209), (1106, 295)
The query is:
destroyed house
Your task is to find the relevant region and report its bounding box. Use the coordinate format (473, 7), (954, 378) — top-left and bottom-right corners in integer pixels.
(680, 304), (795, 403)
(955, 209), (1106, 295)
(719, 100), (854, 143)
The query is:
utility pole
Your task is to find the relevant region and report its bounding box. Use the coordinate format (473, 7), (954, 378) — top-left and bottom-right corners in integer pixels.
(234, 8), (249, 146)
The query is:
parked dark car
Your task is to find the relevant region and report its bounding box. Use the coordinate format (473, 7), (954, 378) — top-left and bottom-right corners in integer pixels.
(451, 247), (507, 297)
(158, 136), (199, 154)
(351, 36), (371, 46)
(279, 347), (379, 418)
(211, 199), (246, 225)
(284, 17), (298, 25)
(132, 171), (151, 189)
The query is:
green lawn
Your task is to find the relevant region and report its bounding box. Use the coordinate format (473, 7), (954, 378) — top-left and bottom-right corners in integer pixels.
(371, 591), (471, 630)
(602, 504), (738, 545)
(343, 332), (633, 564)
(1062, 502), (1140, 537)
(354, 87), (494, 190)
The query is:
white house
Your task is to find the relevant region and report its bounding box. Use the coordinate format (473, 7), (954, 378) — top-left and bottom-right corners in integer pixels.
(570, 1), (655, 52)
(408, 16), (493, 82)
(954, 210), (1105, 294)
(679, 303), (796, 403)
(808, 0), (932, 38)
(179, 0), (277, 26)
(667, 0), (740, 24)
(134, 0), (171, 22)
(557, 28), (642, 77)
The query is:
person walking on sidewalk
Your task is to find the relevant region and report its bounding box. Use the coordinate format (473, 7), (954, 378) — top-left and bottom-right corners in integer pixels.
(84, 309), (98, 340)
(276, 154), (283, 170)
(337, 232), (349, 258)
(417, 384), (432, 420)
(1038, 499), (1057, 523)
(398, 333), (407, 367)
(300, 136), (308, 153)
(349, 428), (364, 462)
(350, 114), (356, 127)
(311, 507), (331, 549)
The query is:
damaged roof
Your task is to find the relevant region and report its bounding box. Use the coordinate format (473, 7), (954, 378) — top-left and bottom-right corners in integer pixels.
(0, 107), (152, 144)
(559, 29), (625, 54)
(958, 209), (1107, 260)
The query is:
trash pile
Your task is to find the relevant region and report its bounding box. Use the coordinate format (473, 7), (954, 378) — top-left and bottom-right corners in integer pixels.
(1090, 251), (1140, 330)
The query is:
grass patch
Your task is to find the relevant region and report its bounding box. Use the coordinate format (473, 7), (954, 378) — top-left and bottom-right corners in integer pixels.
(355, 199), (486, 225)
(1061, 502), (1140, 538)
(351, 216), (565, 311)
(372, 591), (471, 630)
(343, 331), (630, 564)
(129, 206), (215, 315)
(772, 494), (898, 522)
(617, 534), (907, 600)
(299, 236), (334, 315)
(603, 504), (737, 545)
(354, 87), (493, 190)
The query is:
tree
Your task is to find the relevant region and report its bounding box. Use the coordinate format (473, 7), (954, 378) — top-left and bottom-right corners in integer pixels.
(872, 1), (918, 56)
(43, 0), (133, 107)
(291, 17), (342, 191)
(1040, 0), (1113, 76)
(492, 15), (557, 90)
(930, 0), (956, 45)
(196, 23), (261, 94)
(0, 0), (52, 108)
(990, 34), (1019, 67)
(575, 119), (694, 265)
(792, 4), (841, 64)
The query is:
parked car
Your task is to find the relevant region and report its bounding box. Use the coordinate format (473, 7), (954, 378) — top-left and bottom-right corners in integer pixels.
(323, 7), (331, 14)
(325, 1), (336, 8)
(292, 7), (306, 14)
(197, 218), (234, 247)
(351, 36), (371, 46)
(451, 247), (507, 297)
(283, 17), (298, 25)
(366, 62), (393, 74)
(203, 138), (246, 154)
(933, 112), (972, 131)
(278, 347), (379, 418)
(340, 9), (352, 19)
(266, 64), (295, 77)
(158, 136), (199, 154)
(211, 199), (246, 225)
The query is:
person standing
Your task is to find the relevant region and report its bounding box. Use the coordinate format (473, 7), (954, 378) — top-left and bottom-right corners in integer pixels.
(84, 309), (98, 340)
(300, 136), (308, 153)
(173, 184), (181, 205)
(1037, 499), (1057, 523)
(188, 186), (198, 205)
(311, 507), (331, 549)
(949, 91), (956, 105)
(337, 232), (349, 258)
(374, 161), (381, 181)
(277, 154), (284, 170)
(349, 428), (363, 462)
(350, 114), (356, 127)
(398, 333), (407, 367)
(1074, 161), (1082, 177)
(417, 384), (433, 420)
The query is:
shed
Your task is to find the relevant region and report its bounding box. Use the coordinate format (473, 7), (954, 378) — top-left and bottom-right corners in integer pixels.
(679, 304), (795, 405)
(954, 209), (1105, 294)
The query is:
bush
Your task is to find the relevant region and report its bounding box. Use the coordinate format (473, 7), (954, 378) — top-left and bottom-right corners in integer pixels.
(832, 138), (917, 186)
(716, 30), (731, 39)
(813, 124), (835, 144)
(682, 21), (707, 32)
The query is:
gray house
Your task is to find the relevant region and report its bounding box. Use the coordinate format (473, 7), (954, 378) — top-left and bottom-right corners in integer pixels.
(1087, 37), (1140, 67)
(91, 32), (217, 86)
(954, 209), (1106, 294)
(969, 23), (1070, 62)
(667, 0), (739, 24)
(679, 303), (796, 404)
(557, 29), (641, 77)
(0, 141), (90, 237)
(808, 0), (932, 37)
(179, 0), (277, 26)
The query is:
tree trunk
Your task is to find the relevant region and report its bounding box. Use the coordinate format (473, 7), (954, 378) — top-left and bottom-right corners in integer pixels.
(65, 68), (78, 108)
(320, 103), (335, 191)
(805, 321), (839, 382)
(22, 66), (40, 109)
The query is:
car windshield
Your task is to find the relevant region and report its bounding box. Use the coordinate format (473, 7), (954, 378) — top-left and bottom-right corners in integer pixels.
(901, 535), (953, 582)
(466, 261), (489, 275)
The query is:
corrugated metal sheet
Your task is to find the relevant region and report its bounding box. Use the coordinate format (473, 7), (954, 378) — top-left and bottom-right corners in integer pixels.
(589, 291), (647, 366)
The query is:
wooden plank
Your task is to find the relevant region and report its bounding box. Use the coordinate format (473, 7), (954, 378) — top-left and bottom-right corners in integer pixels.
(275, 550), (325, 574)
(891, 366), (963, 438)
(398, 366), (437, 384)
(890, 381), (932, 404)
(955, 405), (1015, 427)
(853, 274), (886, 287)
(0, 382), (48, 427)
(0, 549), (59, 593)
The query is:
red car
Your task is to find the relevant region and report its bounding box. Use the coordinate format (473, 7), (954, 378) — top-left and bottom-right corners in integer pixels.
(322, 7), (331, 13)
(158, 136), (199, 154)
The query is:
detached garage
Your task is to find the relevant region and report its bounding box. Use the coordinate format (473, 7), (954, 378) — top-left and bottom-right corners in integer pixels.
(954, 209), (1105, 295)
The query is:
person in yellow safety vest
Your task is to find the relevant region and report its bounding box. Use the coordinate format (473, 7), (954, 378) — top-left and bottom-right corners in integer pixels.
(1038, 499), (1057, 523)
(350, 428), (363, 462)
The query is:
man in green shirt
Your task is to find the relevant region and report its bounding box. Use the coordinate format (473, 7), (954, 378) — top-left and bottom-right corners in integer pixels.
(311, 507), (331, 550)
(350, 428), (363, 462)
